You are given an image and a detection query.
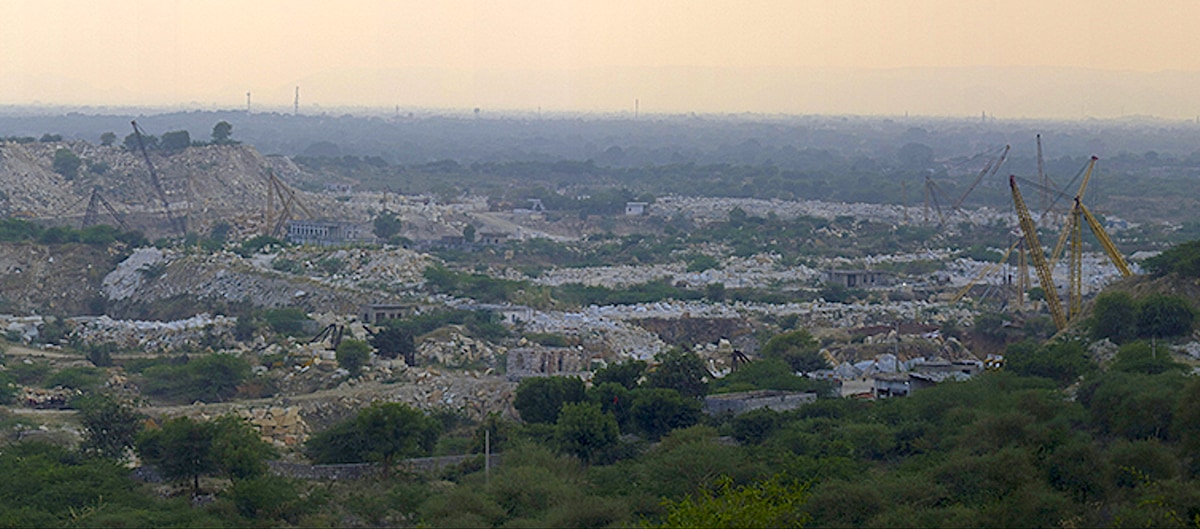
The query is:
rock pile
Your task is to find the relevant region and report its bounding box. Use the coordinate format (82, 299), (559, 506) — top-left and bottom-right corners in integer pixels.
(238, 406), (308, 448)
(416, 330), (505, 368)
(70, 314), (235, 352)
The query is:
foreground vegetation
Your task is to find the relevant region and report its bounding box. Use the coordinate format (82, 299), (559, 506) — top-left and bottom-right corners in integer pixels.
(2, 329), (1199, 527)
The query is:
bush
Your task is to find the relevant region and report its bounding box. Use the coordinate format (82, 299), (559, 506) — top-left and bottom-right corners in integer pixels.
(140, 354), (253, 403)
(305, 402), (439, 471)
(555, 402), (619, 464)
(335, 339), (371, 376)
(514, 376), (586, 424)
(760, 329), (828, 373)
(261, 308), (310, 336)
(1003, 340), (1092, 386)
(630, 388), (702, 440)
(1142, 239), (1200, 278)
(52, 148), (81, 179)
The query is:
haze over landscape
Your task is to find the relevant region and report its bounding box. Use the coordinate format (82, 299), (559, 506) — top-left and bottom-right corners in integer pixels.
(5, 0), (1200, 118)
(5, 2), (1200, 528)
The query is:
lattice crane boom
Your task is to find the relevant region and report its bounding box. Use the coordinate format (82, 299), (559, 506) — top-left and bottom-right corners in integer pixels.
(1010, 175), (1068, 330)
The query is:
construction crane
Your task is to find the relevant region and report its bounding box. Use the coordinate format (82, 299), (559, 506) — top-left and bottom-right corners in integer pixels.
(264, 169), (316, 237)
(949, 144), (1009, 216)
(1049, 157), (1099, 269)
(922, 145), (1008, 228)
(81, 187), (131, 232)
(950, 238), (1022, 305)
(131, 121), (186, 237)
(1041, 157), (1132, 319)
(1010, 175), (1068, 330)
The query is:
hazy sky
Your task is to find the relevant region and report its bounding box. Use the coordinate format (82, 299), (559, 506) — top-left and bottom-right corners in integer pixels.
(4, 0), (1200, 118)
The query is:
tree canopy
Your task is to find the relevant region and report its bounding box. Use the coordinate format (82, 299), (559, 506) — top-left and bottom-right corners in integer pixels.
(304, 402), (439, 474)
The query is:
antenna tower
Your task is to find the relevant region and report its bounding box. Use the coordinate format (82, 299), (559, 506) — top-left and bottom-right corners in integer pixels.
(294, 86), (300, 115)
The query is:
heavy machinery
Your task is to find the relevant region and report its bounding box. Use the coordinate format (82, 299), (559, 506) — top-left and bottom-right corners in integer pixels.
(131, 121), (186, 237)
(923, 145), (1008, 227)
(1010, 175), (1068, 330)
(81, 187), (131, 232)
(950, 238), (1022, 305)
(1010, 168), (1133, 331)
(264, 169), (316, 238)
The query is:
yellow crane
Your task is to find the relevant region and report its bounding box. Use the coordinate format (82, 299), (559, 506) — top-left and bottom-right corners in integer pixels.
(1010, 175), (1068, 330)
(1041, 157), (1132, 319)
(950, 238), (1022, 304)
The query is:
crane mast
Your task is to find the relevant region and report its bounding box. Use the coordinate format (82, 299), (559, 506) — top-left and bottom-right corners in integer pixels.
(1010, 175), (1068, 330)
(131, 121), (186, 237)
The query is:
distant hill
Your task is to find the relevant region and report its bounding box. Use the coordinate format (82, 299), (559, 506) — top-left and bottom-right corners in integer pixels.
(0, 140), (344, 239)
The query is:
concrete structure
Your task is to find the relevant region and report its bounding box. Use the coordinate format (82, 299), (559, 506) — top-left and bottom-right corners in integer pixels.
(873, 359), (983, 398)
(506, 346), (592, 380)
(461, 304), (534, 325)
(286, 220), (365, 246)
(823, 269), (895, 288)
(322, 183), (354, 194)
(703, 390), (818, 416)
(477, 232), (509, 245)
(625, 202), (649, 216)
(360, 303), (418, 324)
(872, 373), (912, 398)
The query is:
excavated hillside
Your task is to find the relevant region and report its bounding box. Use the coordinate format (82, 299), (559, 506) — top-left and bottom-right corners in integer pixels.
(0, 242), (116, 315)
(0, 140), (345, 239)
(102, 246), (433, 320)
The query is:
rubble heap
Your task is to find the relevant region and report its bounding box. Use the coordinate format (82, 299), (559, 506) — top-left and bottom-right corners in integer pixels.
(416, 330), (506, 368)
(70, 314), (235, 352)
(238, 406), (309, 448)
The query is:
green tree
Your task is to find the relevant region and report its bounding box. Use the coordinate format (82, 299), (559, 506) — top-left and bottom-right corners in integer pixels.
(592, 359), (646, 390)
(1142, 239), (1200, 278)
(711, 358), (829, 394)
(78, 394), (145, 460)
(123, 131), (157, 151)
(630, 388), (702, 440)
(555, 402), (619, 464)
(1090, 292), (1138, 343)
(304, 402), (439, 475)
(99, 131), (117, 146)
(209, 415), (276, 480)
(159, 130), (191, 152)
(211, 121), (233, 144)
(1137, 294), (1195, 339)
(336, 339), (372, 376)
(646, 348), (709, 399)
(136, 415), (272, 495)
(1003, 339), (1092, 386)
(261, 307), (310, 336)
(588, 382), (634, 431)
(513, 376), (586, 424)
(463, 224), (476, 243)
(373, 211), (402, 241)
(1110, 341), (1184, 375)
(760, 330), (828, 373)
(52, 148), (81, 179)
(140, 353), (253, 403)
(369, 326), (415, 365)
